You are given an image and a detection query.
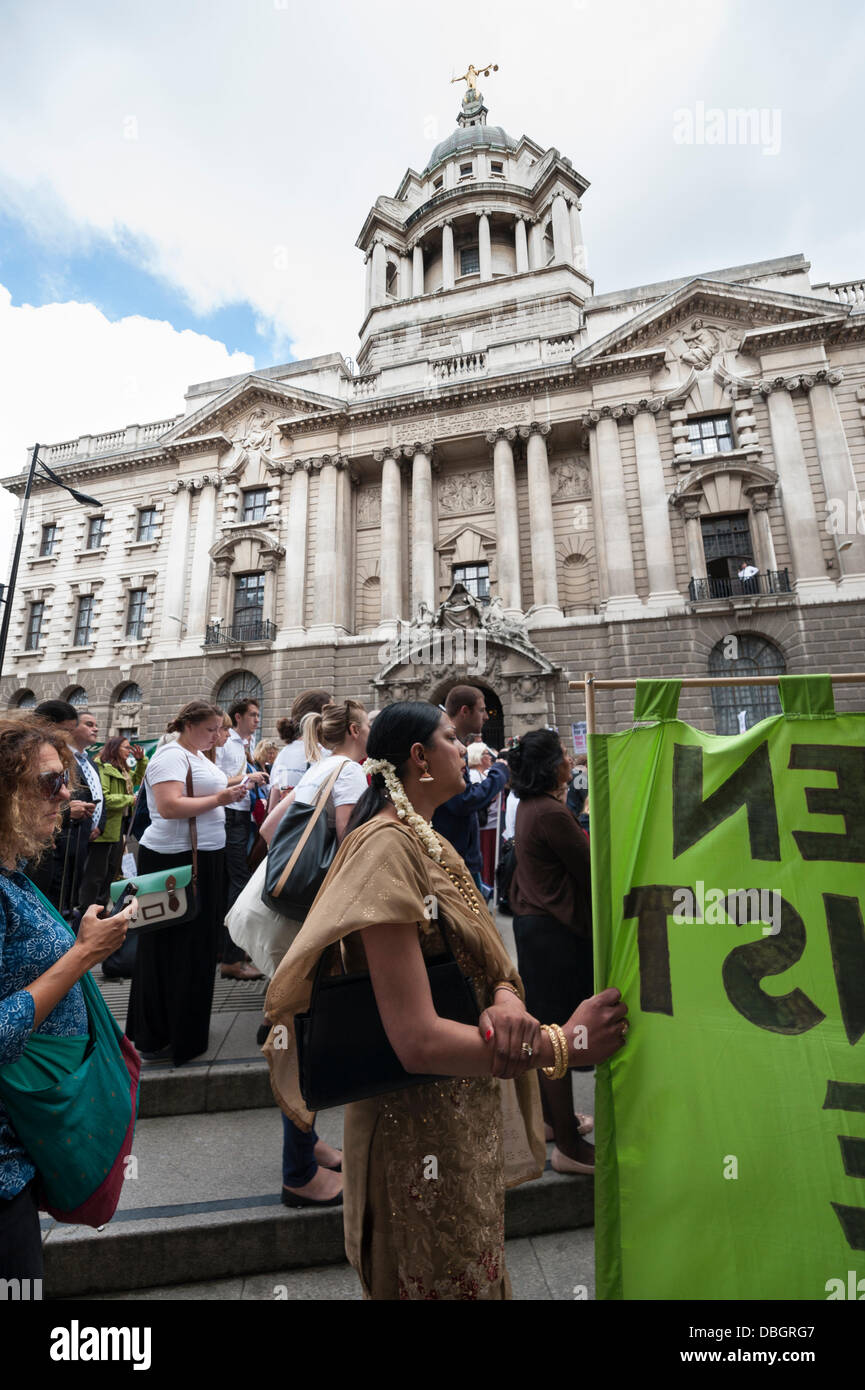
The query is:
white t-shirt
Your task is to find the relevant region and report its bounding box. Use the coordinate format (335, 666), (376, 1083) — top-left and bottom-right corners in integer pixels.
(140, 744), (228, 853)
(270, 738), (307, 791)
(215, 728), (252, 811)
(293, 755), (368, 828)
(504, 792), (520, 841)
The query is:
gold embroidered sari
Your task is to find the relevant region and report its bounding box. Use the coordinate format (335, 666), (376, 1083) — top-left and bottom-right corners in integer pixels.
(264, 818), (545, 1301)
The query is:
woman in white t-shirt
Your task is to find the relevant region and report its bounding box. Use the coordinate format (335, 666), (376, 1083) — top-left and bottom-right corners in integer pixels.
(127, 700), (247, 1067)
(264, 698), (369, 1213)
(268, 689), (333, 811)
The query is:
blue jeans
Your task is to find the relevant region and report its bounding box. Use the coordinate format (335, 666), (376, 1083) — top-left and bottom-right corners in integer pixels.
(282, 1114), (318, 1188)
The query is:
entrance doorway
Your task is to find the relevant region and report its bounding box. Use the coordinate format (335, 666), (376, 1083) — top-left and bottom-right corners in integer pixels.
(429, 678), (504, 751)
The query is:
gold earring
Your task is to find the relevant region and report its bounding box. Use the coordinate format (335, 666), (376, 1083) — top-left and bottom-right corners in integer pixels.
(419, 761), (435, 782)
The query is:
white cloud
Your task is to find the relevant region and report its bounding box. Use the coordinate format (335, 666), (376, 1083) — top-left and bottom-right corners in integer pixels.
(0, 286), (253, 573)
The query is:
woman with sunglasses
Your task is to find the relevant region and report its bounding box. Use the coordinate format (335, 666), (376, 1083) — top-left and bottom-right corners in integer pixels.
(0, 714), (137, 1281)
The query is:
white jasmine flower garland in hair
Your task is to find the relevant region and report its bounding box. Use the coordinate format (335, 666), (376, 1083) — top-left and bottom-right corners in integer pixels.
(363, 757), (443, 863)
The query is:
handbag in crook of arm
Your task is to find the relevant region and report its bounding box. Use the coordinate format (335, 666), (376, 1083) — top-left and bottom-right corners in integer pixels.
(294, 922), (481, 1112)
(108, 763), (199, 931)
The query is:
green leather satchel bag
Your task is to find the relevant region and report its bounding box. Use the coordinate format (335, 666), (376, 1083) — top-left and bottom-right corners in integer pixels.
(109, 763), (198, 932)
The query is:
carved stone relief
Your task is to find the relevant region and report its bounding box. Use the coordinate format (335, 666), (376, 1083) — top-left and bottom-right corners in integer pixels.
(438, 470), (495, 514)
(356, 486), (382, 526)
(550, 455), (591, 499)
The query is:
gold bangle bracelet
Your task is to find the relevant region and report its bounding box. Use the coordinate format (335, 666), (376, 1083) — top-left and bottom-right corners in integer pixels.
(493, 981), (520, 999)
(540, 1024), (568, 1080)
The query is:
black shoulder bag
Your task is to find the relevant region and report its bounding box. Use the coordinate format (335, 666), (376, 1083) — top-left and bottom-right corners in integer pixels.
(295, 923), (480, 1112)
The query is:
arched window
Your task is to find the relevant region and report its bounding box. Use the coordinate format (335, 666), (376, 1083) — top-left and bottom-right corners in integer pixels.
(562, 552), (591, 613)
(118, 683), (143, 704)
(708, 635), (784, 735)
(385, 261), (398, 298)
(66, 687), (88, 707)
(11, 689), (36, 709)
(543, 221), (555, 265)
(359, 574), (381, 631)
(217, 671), (265, 729)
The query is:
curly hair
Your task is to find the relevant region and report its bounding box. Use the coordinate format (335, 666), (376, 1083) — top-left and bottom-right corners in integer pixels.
(0, 714), (74, 869)
(505, 729), (566, 799)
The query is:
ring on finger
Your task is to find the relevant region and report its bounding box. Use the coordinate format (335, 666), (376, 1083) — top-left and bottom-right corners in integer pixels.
(521, 1042), (533, 1057)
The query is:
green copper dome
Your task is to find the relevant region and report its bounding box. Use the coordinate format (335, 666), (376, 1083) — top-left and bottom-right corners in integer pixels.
(423, 123), (517, 176)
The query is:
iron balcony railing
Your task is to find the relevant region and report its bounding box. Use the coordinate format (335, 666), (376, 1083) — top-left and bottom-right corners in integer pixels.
(204, 619), (276, 647)
(688, 570), (792, 602)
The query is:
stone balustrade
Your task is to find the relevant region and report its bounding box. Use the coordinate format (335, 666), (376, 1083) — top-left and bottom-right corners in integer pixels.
(351, 374), (380, 399)
(430, 350), (488, 383)
(812, 279), (865, 307)
(38, 418), (180, 467)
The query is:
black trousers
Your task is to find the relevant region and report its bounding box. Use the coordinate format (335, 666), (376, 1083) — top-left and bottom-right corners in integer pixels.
(222, 809), (251, 964)
(77, 837), (123, 910)
(0, 1183), (43, 1280)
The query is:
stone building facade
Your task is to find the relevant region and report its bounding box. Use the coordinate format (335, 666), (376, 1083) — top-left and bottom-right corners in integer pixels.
(3, 82), (865, 742)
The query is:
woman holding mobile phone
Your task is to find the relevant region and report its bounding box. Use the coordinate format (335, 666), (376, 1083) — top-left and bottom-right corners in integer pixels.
(1, 714), (137, 1280)
(127, 701), (247, 1066)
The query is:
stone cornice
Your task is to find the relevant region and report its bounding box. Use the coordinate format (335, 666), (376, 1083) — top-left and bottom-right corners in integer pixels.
(742, 318), (864, 353)
(755, 368), (844, 396)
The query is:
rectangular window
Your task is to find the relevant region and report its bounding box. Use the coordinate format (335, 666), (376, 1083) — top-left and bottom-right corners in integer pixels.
(459, 161), (473, 178)
(126, 588), (147, 639)
(700, 513), (754, 563)
(453, 563), (490, 602)
(39, 523), (57, 557)
(25, 601), (44, 651)
(136, 507), (157, 542)
(118, 726), (139, 738)
(233, 572), (265, 634)
(688, 414), (733, 457)
(433, 175), (443, 190)
(241, 488), (269, 523)
(74, 595), (94, 647)
(460, 245), (480, 276)
(86, 516), (105, 549)
(490, 160), (504, 175)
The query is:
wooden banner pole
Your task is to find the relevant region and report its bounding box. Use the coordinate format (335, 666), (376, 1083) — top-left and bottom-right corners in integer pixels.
(584, 670), (597, 736)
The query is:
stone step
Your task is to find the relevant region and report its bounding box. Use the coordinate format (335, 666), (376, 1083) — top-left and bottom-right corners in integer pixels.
(42, 1106), (594, 1297)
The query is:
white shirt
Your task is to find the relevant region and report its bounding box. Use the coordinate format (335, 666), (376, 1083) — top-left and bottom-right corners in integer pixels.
(215, 728), (252, 811)
(74, 750), (104, 827)
(504, 791), (520, 841)
(469, 767), (500, 829)
(293, 755), (368, 828)
(270, 738), (308, 791)
(140, 745), (228, 852)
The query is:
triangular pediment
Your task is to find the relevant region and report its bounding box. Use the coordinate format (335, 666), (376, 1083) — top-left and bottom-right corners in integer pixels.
(162, 374), (345, 447)
(576, 278), (848, 370)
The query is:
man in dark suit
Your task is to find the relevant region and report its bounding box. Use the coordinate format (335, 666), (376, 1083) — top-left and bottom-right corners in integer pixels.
(30, 701), (106, 917)
(433, 684), (510, 894)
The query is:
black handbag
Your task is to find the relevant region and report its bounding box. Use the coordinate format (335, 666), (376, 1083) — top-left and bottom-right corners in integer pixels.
(263, 759), (347, 919)
(295, 926), (480, 1111)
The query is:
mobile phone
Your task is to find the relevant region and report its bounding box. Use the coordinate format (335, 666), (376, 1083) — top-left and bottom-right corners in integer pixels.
(107, 882), (138, 917)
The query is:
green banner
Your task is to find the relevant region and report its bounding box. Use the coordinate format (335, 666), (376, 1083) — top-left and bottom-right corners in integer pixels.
(590, 675), (865, 1300)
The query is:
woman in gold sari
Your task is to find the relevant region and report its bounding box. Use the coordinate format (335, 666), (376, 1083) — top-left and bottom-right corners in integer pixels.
(265, 702), (627, 1300)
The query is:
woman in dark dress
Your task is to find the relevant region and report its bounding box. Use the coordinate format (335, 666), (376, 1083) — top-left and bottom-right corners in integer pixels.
(507, 729), (596, 1174)
(126, 702), (246, 1066)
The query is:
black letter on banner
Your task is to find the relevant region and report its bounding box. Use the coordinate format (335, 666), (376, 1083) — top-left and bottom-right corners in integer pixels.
(824, 893), (865, 1046)
(789, 745), (865, 862)
(623, 886), (678, 1016)
(672, 743), (780, 861)
(721, 896), (825, 1034)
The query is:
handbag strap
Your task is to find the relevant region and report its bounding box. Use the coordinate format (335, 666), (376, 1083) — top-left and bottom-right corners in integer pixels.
(186, 762), (199, 886)
(272, 757), (350, 897)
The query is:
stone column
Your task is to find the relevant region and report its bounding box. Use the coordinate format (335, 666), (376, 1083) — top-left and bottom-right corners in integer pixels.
(312, 457), (339, 629)
(412, 242), (424, 297)
(374, 447), (403, 630)
(210, 559), (231, 630)
(283, 461), (310, 631)
(514, 216), (529, 273)
(747, 489), (778, 574)
(400, 253), (412, 301)
(371, 239), (387, 307)
(408, 442), (436, 614)
(551, 193), (573, 266)
(478, 211), (492, 281)
(487, 428), (522, 616)
(758, 379), (835, 598)
(335, 460), (353, 634)
(591, 408), (641, 616)
(262, 552), (281, 628)
(569, 200), (585, 270)
(586, 422), (609, 602)
(529, 219), (543, 270)
(630, 401), (683, 608)
(364, 251), (373, 316)
(160, 481), (191, 639)
(803, 369), (865, 582)
(187, 476), (220, 637)
(520, 422), (561, 622)
(679, 499), (707, 587)
(442, 221), (455, 291)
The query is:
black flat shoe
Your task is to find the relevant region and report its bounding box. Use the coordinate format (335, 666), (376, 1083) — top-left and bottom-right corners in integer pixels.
(280, 1187), (343, 1209)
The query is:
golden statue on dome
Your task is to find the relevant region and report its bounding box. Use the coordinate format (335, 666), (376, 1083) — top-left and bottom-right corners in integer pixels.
(451, 62), (498, 102)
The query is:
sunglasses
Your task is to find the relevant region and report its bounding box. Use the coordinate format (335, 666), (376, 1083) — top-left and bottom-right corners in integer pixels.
(38, 768), (70, 799)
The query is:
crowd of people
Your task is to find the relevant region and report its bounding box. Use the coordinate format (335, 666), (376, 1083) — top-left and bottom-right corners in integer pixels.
(0, 680), (626, 1299)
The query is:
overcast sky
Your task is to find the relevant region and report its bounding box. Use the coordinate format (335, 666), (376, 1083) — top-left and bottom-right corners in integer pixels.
(1, 0), (863, 569)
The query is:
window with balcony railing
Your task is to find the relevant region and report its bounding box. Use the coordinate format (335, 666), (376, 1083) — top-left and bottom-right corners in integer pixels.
(233, 572), (265, 636)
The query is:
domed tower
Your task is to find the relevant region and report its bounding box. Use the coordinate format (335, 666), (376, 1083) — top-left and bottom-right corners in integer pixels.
(354, 74), (592, 384)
